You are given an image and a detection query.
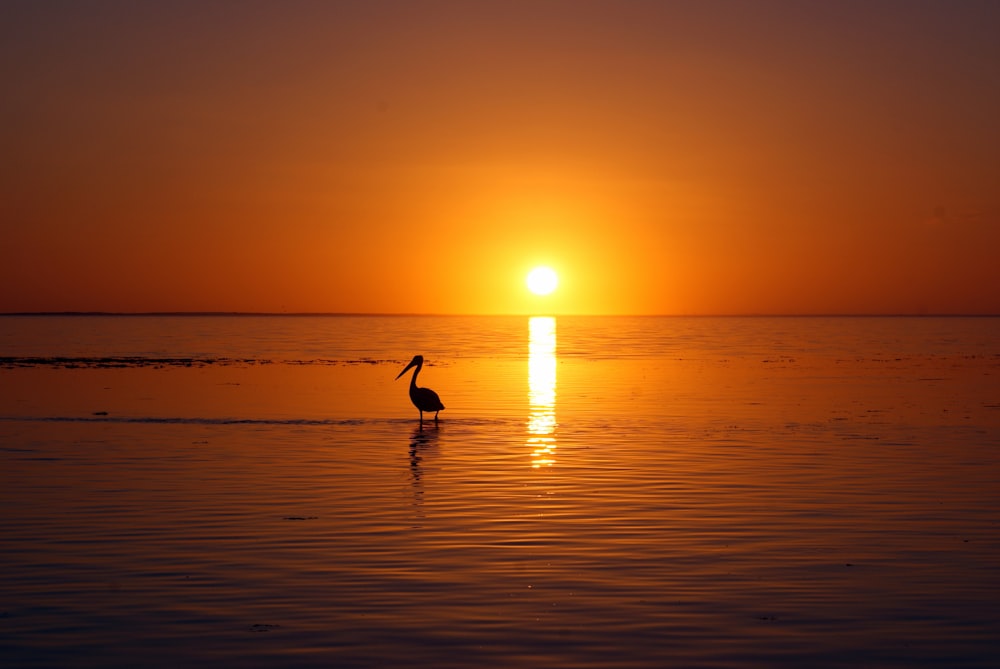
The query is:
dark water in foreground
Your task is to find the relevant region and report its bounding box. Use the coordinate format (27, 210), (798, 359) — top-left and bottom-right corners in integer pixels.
(1, 316), (999, 667)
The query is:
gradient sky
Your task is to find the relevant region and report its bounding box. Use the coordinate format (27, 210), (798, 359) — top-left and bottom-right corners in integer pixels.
(3, 0), (998, 314)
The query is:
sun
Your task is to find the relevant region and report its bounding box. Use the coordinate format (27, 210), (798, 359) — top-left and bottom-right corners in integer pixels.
(526, 266), (559, 296)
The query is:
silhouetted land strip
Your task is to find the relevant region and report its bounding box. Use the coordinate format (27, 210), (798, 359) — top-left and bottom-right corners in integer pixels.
(0, 356), (397, 369)
(2, 312), (999, 318)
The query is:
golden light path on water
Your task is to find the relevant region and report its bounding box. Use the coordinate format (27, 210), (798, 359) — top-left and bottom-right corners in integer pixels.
(527, 316), (557, 468)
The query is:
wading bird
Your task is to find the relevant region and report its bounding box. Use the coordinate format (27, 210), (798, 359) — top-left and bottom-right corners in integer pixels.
(395, 355), (445, 423)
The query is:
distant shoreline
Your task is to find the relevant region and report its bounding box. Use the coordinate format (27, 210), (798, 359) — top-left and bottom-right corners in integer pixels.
(1, 312), (997, 318)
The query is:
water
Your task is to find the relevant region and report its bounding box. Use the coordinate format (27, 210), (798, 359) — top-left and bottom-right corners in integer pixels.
(2, 315), (999, 668)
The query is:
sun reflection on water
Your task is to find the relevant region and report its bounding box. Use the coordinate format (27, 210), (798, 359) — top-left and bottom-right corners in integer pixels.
(528, 316), (557, 467)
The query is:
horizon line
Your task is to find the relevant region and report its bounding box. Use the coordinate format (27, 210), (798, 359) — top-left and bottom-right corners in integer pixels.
(2, 311), (998, 318)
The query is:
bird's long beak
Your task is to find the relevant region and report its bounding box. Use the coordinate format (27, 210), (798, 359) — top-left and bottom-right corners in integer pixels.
(395, 359), (417, 380)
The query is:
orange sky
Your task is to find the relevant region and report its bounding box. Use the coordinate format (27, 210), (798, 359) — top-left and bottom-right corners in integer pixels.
(2, 1), (999, 315)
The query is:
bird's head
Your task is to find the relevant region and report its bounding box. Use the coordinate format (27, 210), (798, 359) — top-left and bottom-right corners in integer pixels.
(395, 355), (424, 380)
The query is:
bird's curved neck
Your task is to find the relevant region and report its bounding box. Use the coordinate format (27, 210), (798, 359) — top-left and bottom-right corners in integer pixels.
(409, 362), (422, 389)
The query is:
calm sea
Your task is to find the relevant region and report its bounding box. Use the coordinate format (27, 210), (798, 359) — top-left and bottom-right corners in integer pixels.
(1, 315), (998, 668)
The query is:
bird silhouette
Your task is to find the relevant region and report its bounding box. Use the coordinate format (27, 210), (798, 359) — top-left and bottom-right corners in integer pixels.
(395, 355), (445, 423)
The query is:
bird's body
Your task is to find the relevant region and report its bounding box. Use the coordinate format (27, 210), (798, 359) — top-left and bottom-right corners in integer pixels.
(395, 355), (445, 423)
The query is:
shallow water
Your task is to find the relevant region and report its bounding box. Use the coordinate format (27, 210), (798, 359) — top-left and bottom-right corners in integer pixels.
(2, 316), (999, 667)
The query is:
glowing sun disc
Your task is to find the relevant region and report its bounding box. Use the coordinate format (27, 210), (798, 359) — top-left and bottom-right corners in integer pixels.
(526, 266), (558, 296)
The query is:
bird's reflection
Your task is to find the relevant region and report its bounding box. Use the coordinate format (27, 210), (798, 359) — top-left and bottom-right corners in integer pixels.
(528, 316), (557, 467)
(409, 425), (439, 513)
